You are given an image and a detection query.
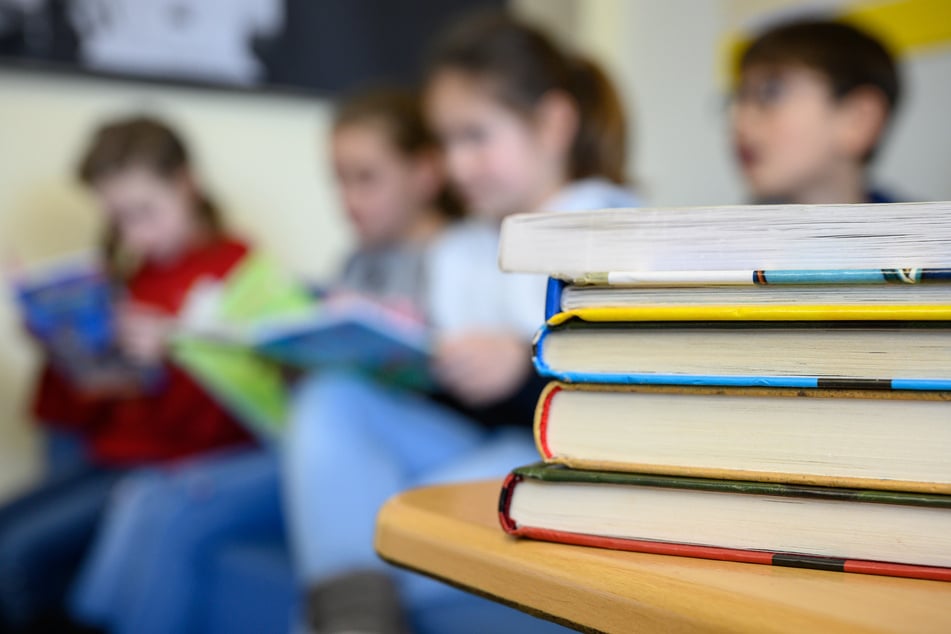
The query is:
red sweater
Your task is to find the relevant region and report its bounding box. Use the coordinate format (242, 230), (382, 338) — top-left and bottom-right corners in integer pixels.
(33, 238), (254, 465)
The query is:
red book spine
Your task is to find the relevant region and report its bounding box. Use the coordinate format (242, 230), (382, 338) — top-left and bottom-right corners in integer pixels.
(498, 479), (951, 582)
(535, 384), (561, 460)
(498, 471), (522, 533)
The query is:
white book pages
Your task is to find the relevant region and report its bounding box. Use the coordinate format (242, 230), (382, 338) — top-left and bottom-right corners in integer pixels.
(499, 202), (951, 275)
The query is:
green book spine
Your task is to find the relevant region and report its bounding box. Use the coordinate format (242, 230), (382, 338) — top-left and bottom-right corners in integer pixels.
(512, 463), (951, 509)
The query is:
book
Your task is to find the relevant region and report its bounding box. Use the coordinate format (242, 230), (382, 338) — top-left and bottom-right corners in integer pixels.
(173, 256), (433, 436)
(172, 253), (316, 437)
(499, 202), (951, 277)
(9, 253), (153, 391)
(243, 295), (431, 384)
(183, 293), (432, 386)
(570, 267), (951, 286)
(544, 278), (951, 322)
(534, 318), (951, 390)
(532, 382), (951, 493)
(499, 463), (951, 581)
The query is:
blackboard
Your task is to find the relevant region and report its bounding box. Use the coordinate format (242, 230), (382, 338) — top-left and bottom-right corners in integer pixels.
(0, 0), (504, 96)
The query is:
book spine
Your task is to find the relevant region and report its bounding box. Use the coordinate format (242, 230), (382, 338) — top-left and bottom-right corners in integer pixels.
(544, 278), (565, 321)
(530, 325), (559, 380)
(498, 471), (522, 534)
(547, 305), (951, 326)
(531, 368), (951, 391)
(569, 268), (951, 287)
(532, 382), (562, 461)
(509, 525), (951, 582)
(756, 268), (951, 285)
(544, 456), (951, 495)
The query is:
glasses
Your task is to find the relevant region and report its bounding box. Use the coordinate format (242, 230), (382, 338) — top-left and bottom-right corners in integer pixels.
(728, 70), (834, 112)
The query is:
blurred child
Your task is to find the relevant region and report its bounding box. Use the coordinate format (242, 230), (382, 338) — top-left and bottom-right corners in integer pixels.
(331, 89), (461, 308)
(0, 116), (253, 633)
(67, 88), (461, 634)
(284, 12), (639, 634)
(731, 19), (901, 204)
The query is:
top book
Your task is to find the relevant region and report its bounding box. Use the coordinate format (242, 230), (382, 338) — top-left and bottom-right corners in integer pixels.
(499, 202), (951, 278)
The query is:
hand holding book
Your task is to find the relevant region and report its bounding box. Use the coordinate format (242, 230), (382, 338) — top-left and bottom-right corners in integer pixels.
(115, 301), (176, 367)
(9, 253), (162, 395)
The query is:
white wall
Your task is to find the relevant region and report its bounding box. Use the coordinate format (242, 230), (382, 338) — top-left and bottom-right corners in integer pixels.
(873, 50), (951, 201)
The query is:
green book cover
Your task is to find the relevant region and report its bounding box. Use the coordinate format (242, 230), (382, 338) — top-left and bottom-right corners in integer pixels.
(512, 463), (951, 509)
(172, 253), (315, 438)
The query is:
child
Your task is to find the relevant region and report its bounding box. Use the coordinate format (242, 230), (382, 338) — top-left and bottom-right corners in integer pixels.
(67, 88), (462, 634)
(331, 88), (461, 308)
(0, 116), (253, 633)
(284, 12), (639, 634)
(731, 18), (901, 204)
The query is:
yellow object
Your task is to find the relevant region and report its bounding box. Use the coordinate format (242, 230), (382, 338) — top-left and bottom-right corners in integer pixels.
(723, 0), (951, 87)
(845, 0), (951, 56)
(546, 304), (951, 326)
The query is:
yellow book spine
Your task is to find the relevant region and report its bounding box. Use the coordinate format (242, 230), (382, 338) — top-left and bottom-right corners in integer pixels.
(547, 305), (951, 326)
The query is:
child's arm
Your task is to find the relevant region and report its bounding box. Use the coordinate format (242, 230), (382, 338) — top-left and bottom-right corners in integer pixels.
(432, 331), (533, 407)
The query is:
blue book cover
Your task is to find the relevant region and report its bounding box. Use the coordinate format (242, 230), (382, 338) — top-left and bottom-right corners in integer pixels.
(544, 277), (565, 321)
(244, 298), (433, 390)
(533, 319), (951, 391)
(10, 255), (153, 389)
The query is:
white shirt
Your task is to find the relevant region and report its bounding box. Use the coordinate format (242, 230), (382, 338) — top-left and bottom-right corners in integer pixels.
(428, 178), (640, 338)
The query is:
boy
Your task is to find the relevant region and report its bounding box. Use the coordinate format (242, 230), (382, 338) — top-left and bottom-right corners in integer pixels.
(731, 19), (900, 204)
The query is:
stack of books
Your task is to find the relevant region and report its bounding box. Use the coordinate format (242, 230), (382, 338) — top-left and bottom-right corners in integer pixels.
(496, 201), (951, 581)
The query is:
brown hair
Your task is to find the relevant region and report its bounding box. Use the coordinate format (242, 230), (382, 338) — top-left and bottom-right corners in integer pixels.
(737, 19), (900, 158)
(333, 87), (463, 218)
(78, 115), (224, 278)
(427, 11), (628, 185)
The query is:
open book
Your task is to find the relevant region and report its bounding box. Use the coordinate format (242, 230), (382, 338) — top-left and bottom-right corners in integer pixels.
(173, 255), (433, 437)
(10, 253), (155, 392)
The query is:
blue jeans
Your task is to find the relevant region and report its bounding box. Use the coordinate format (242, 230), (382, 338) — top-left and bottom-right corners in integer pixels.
(70, 448), (283, 634)
(44, 428), (92, 480)
(0, 465), (122, 630)
(282, 372), (539, 607)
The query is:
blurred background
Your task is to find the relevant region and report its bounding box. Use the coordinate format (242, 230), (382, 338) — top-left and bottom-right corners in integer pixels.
(1, 0), (950, 499)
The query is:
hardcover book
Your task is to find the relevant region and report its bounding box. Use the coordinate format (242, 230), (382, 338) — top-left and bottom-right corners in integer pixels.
(533, 382), (951, 493)
(533, 318), (951, 390)
(499, 463), (951, 581)
(500, 202), (951, 276)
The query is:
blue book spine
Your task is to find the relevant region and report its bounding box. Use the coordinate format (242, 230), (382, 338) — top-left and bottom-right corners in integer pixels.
(531, 324), (951, 391)
(544, 277), (565, 321)
(757, 268), (951, 285)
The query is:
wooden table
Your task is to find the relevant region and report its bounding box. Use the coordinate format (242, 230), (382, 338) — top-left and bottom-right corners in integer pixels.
(375, 480), (951, 633)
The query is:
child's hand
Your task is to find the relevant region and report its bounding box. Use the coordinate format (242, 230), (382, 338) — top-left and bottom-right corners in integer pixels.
(432, 332), (532, 407)
(116, 302), (174, 366)
(75, 367), (145, 399)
